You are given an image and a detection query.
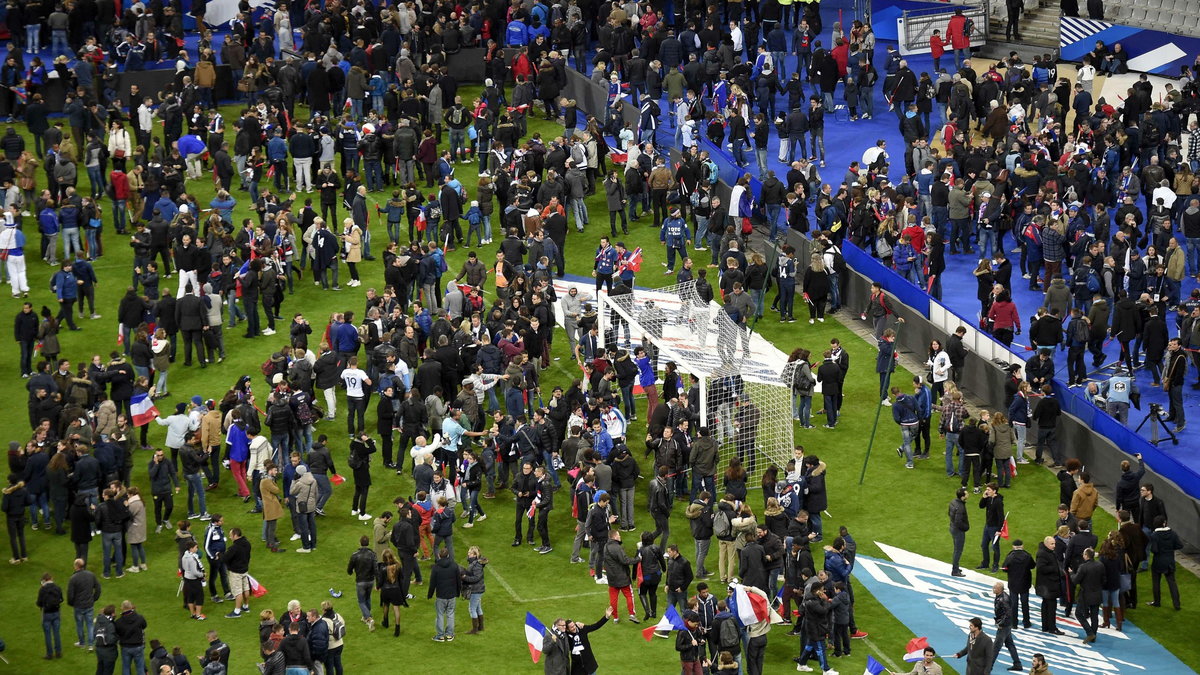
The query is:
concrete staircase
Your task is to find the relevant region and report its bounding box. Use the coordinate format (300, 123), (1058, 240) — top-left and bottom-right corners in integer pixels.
(979, 1), (1061, 63)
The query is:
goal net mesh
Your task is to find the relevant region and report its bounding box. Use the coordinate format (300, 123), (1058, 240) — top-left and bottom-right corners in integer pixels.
(597, 279), (794, 477)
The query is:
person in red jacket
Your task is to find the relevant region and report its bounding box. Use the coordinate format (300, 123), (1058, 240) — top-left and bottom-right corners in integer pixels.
(109, 169), (130, 234)
(987, 289), (1021, 346)
(929, 29), (947, 73)
(946, 9), (973, 70)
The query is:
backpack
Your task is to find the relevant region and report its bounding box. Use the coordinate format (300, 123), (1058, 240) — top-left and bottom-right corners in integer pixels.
(717, 617), (740, 649)
(1085, 270), (1100, 293)
(261, 357), (275, 378)
(449, 107), (466, 126)
(329, 613), (347, 640)
(433, 250), (448, 274)
(294, 396), (320, 426)
(1070, 317), (1089, 344)
(875, 237), (893, 259)
(347, 446), (365, 470)
(428, 202), (442, 220)
(713, 507), (733, 539)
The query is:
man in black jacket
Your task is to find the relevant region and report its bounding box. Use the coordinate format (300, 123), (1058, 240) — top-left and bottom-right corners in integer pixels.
(176, 283), (209, 367)
(390, 503), (419, 594)
(511, 461), (537, 547)
(281, 621), (314, 670)
(665, 544), (695, 613)
(648, 466), (673, 551)
(948, 487), (969, 577)
(427, 548), (462, 641)
(114, 600), (147, 673)
(347, 535), (378, 630)
(66, 558), (102, 649)
(1001, 539), (1034, 628)
(990, 581), (1021, 671)
(222, 527), (252, 619)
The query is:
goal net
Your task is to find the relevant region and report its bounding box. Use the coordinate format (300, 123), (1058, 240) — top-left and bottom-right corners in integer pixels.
(589, 279), (795, 476)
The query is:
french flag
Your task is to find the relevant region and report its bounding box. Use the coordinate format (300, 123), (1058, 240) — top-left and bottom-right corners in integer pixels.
(524, 612), (546, 663)
(130, 392), (159, 427)
(904, 636), (931, 662)
(863, 655), (886, 675)
(728, 584), (774, 627)
(641, 604), (687, 641)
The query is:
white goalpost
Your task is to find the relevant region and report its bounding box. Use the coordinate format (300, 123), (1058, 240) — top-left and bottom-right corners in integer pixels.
(587, 279), (796, 475)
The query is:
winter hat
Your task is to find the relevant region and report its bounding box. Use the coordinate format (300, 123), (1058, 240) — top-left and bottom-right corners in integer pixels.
(175, 402), (188, 414)
(272, 373), (285, 385)
(295, 465), (308, 475)
(191, 395), (203, 406)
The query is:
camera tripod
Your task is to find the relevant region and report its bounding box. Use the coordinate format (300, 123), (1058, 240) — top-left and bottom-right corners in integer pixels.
(1134, 406), (1180, 446)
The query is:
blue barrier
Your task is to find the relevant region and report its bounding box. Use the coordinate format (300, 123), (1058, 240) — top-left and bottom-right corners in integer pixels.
(843, 242), (931, 318)
(841, 240), (1200, 504)
(1054, 380), (1200, 500)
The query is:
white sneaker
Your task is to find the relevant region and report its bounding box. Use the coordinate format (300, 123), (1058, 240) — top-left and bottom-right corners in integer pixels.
(477, 514), (487, 522)
(462, 522), (474, 528)
(290, 533), (302, 541)
(296, 548), (312, 553)
(881, 399), (892, 407)
(595, 576), (608, 584)
(358, 513), (372, 520)
(350, 510), (359, 517)
(262, 328), (276, 335)
(797, 666), (814, 672)
(824, 670), (839, 675)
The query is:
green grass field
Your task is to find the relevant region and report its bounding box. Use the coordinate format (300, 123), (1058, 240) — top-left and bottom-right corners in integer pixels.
(1, 90), (1198, 673)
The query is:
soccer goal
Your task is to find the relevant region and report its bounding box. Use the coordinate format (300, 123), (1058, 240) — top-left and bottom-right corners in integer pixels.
(590, 279), (796, 475)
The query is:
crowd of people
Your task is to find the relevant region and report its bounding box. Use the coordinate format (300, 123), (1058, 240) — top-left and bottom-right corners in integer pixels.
(0, 0), (1193, 673)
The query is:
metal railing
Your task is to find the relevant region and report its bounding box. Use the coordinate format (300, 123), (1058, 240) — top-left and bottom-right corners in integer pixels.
(899, 1), (991, 53)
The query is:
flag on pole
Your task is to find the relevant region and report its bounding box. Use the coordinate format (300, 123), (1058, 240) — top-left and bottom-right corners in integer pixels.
(116, 324), (124, 346)
(904, 636), (931, 662)
(863, 655), (886, 675)
(130, 392), (159, 427)
(641, 604), (687, 641)
(526, 495), (541, 519)
(524, 612), (546, 663)
(999, 513), (1010, 541)
(1010, 456), (1018, 477)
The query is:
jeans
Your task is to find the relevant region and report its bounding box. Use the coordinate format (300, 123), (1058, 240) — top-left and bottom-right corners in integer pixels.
(469, 592), (483, 617)
(950, 526), (965, 573)
(51, 29), (68, 56)
(944, 432), (961, 475)
(295, 510), (316, 549)
(732, 138), (746, 166)
(62, 228), (82, 259)
(74, 605), (94, 646)
(365, 159), (382, 192)
(978, 227), (996, 260)
(121, 644), (146, 675)
(314, 472), (332, 511)
(356, 580), (374, 620)
(42, 611), (61, 656)
(982, 526), (1000, 568)
(899, 425), (916, 464)
(794, 394), (811, 425)
(101, 531), (124, 577)
(1187, 237), (1200, 277)
(991, 625), (1019, 670)
(435, 597), (456, 637)
(185, 472), (207, 515)
(26, 24), (40, 53)
(618, 487), (635, 530)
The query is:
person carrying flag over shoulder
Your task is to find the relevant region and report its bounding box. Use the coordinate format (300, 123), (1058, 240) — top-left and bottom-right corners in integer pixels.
(890, 645), (943, 674)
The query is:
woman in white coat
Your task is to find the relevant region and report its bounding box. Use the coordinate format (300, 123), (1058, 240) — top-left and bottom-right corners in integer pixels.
(106, 120), (132, 171)
(926, 339), (952, 404)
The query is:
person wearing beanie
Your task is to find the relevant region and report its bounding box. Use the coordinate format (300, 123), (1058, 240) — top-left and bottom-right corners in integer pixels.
(289, 464), (319, 552)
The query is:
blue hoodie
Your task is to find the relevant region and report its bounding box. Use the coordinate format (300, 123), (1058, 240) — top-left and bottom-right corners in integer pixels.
(38, 207), (60, 235)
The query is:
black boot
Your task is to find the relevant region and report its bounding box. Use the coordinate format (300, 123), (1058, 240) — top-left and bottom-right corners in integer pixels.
(394, 623), (401, 637)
